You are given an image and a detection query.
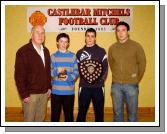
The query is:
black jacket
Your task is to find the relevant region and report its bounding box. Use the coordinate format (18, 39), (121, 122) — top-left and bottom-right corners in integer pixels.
(76, 44), (108, 88)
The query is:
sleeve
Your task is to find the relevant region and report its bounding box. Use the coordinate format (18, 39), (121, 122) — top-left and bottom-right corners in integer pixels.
(67, 55), (79, 82)
(51, 54), (58, 78)
(14, 50), (29, 99)
(47, 50), (52, 89)
(100, 49), (108, 81)
(108, 45), (114, 71)
(137, 45), (146, 82)
(76, 51), (80, 63)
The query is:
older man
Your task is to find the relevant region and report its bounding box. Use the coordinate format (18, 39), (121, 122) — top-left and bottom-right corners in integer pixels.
(14, 25), (51, 121)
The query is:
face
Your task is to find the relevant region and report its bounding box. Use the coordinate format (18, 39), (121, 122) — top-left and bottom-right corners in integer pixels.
(85, 32), (96, 46)
(116, 25), (129, 43)
(31, 25), (45, 45)
(57, 37), (69, 52)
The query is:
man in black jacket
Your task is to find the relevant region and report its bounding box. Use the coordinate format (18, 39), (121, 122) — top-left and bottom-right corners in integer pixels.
(76, 28), (108, 122)
(14, 25), (51, 121)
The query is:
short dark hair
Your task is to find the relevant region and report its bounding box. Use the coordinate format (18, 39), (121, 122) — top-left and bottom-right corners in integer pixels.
(116, 21), (130, 31)
(85, 28), (96, 37)
(56, 33), (70, 43)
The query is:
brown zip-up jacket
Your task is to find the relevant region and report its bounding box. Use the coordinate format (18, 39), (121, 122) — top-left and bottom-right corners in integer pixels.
(14, 42), (51, 99)
(108, 39), (146, 84)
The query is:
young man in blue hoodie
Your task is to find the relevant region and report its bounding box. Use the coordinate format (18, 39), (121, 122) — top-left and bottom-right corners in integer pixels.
(76, 28), (108, 122)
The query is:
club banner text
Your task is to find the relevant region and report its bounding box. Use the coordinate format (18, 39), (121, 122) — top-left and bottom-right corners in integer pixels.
(27, 7), (133, 32)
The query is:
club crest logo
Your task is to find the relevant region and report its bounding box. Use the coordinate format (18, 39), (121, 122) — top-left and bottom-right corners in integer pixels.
(29, 11), (47, 26)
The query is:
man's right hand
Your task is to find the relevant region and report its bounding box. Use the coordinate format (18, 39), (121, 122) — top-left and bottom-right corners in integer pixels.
(23, 97), (30, 103)
(58, 67), (65, 73)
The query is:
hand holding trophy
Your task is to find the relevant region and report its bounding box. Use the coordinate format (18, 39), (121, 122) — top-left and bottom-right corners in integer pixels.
(58, 67), (68, 81)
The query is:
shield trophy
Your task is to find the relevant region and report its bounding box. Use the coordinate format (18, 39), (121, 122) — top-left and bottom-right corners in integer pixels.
(78, 59), (103, 84)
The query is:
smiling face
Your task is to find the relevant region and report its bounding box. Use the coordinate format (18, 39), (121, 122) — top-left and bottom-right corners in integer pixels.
(116, 25), (129, 43)
(57, 37), (69, 52)
(31, 25), (45, 45)
(85, 32), (96, 47)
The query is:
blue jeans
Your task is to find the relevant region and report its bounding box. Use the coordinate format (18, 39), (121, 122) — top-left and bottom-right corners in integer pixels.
(111, 83), (139, 122)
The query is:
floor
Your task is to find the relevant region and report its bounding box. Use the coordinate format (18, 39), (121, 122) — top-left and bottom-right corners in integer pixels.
(5, 107), (155, 122)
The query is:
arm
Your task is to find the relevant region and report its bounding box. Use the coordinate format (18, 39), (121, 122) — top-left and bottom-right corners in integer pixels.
(108, 45), (114, 71)
(137, 45), (146, 82)
(51, 54), (58, 79)
(47, 50), (52, 90)
(100, 50), (108, 82)
(14, 50), (29, 99)
(67, 55), (79, 82)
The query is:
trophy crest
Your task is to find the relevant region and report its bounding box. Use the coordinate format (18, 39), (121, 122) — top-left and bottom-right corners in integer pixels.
(78, 59), (103, 84)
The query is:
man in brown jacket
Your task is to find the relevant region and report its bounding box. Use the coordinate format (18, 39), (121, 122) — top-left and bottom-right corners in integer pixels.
(14, 25), (51, 121)
(108, 21), (146, 122)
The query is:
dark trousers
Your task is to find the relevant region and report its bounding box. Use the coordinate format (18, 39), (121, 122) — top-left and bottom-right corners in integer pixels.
(51, 94), (74, 122)
(77, 87), (104, 122)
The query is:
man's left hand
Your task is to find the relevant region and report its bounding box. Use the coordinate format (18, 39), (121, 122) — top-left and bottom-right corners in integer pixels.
(47, 89), (51, 97)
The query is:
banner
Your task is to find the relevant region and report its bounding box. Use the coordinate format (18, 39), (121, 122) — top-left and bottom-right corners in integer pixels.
(27, 7), (133, 32)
